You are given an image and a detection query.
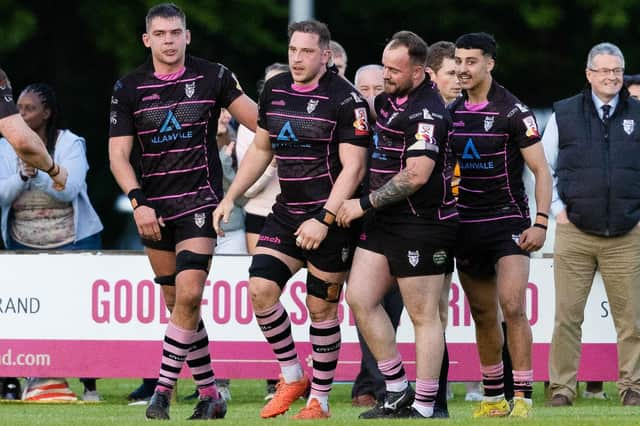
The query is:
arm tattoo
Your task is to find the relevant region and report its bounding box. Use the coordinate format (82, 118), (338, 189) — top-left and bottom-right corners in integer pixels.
(370, 168), (421, 209)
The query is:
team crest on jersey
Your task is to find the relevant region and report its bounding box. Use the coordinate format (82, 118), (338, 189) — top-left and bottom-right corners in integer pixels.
(415, 122), (435, 143)
(432, 250), (447, 266)
(185, 82), (196, 98)
(522, 115), (539, 138)
(484, 116), (494, 132)
(307, 99), (319, 114)
(623, 119), (635, 135)
(353, 107), (369, 135)
(194, 212), (206, 228)
(408, 250), (420, 267)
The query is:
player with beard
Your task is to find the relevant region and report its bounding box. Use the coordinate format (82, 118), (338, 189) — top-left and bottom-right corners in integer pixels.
(338, 31), (458, 419)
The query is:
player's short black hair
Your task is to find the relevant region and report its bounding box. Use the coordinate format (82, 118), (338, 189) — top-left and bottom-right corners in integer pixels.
(388, 31), (428, 66)
(145, 3), (186, 31)
(455, 32), (497, 59)
(288, 20), (331, 50)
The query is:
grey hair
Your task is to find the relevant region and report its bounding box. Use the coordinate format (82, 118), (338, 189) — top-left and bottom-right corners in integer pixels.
(587, 42), (625, 69)
(330, 40), (347, 62)
(354, 64), (383, 86)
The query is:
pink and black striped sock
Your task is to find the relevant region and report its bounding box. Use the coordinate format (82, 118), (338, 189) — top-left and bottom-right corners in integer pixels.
(254, 302), (301, 382)
(155, 321), (195, 394)
(309, 319), (341, 407)
(481, 361), (505, 399)
(413, 378), (438, 417)
(378, 353), (408, 392)
(185, 319), (218, 399)
(513, 369), (533, 400)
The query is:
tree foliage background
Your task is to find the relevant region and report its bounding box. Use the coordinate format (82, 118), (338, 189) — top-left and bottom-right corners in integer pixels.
(2, 0), (639, 247)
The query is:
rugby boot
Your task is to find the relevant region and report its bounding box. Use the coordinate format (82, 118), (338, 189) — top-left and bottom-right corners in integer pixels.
(292, 398), (330, 419)
(260, 374), (310, 418)
(188, 394), (227, 420)
(472, 397), (510, 418)
(146, 391), (170, 420)
(509, 397), (532, 418)
(359, 385), (415, 419)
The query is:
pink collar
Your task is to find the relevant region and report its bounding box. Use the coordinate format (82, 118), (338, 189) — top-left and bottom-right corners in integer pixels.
(154, 67), (186, 81)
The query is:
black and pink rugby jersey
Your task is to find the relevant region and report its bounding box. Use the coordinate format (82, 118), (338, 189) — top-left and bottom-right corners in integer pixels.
(109, 56), (243, 221)
(449, 81), (540, 223)
(258, 69), (370, 219)
(0, 69), (18, 119)
(370, 79), (457, 225)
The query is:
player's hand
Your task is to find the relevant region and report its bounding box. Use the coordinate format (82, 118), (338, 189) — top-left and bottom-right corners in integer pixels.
(555, 209), (570, 225)
(294, 218), (328, 251)
(19, 159), (38, 178)
(518, 226), (546, 252)
(51, 165), (68, 191)
(133, 205), (163, 241)
(336, 198), (365, 227)
(212, 197), (234, 237)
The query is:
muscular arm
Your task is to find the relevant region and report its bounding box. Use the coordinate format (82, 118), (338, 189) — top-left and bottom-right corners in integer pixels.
(0, 114), (53, 171)
(226, 127), (273, 201)
(369, 156), (434, 209)
(324, 143), (367, 214)
(108, 135), (140, 194)
(213, 127), (272, 233)
(109, 134), (163, 240)
(227, 94), (258, 132)
(521, 142), (552, 217)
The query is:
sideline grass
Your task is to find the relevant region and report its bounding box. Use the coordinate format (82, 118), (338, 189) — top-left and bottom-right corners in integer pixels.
(1, 380), (638, 425)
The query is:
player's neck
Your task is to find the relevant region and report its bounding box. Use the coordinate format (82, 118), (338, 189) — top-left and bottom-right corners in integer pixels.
(152, 58), (186, 76)
(292, 66), (327, 91)
(466, 75), (492, 104)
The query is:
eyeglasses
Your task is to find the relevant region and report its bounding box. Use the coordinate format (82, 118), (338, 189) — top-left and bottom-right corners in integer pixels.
(589, 67), (624, 76)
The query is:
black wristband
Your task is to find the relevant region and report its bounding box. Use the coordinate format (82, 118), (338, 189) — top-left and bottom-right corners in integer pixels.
(534, 223), (547, 231)
(315, 208), (336, 227)
(536, 212), (549, 219)
(45, 161), (56, 175)
(359, 194), (373, 211)
(127, 188), (150, 210)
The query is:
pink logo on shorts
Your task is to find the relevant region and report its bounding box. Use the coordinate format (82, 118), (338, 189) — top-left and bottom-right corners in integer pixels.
(259, 235), (281, 245)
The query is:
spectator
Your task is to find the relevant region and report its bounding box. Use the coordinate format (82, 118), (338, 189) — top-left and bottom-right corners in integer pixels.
(0, 83), (103, 402)
(0, 67), (68, 190)
(329, 40), (348, 77)
(624, 74), (640, 100)
(544, 42), (640, 407)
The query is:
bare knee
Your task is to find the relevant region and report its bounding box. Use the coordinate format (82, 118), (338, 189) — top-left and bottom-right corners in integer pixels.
(249, 279), (281, 312)
(501, 301), (526, 323)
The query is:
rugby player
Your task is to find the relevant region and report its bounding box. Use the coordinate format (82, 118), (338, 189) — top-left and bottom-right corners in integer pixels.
(108, 3), (257, 420)
(213, 20), (370, 420)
